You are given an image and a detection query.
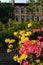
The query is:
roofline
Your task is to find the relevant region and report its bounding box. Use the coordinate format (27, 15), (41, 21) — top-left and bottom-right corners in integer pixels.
(0, 3), (40, 6)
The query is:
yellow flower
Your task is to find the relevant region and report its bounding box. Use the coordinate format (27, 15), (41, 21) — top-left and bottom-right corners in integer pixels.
(26, 31), (32, 36)
(13, 54), (28, 63)
(21, 37), (25, 43)
(7, 49), (12, 53)
(21, 36), (29, 43)
(5, 39), (15, 44)
(13, 55), (18, 61)
(31, 40), (36, 44)
(24, 37), (29, 41)
(22, 34), (26, 37)
(19, 30), (25, 35)
(17, 57), (22, 63)
(5, 38), (10, 43)
(18, 35), (21, 39)
(36, 59), (40, 63)
(19, 41), (22, 44)
(20, 54), (28, 60)
(14, 32), (18, 36)
(8, 44), (13, 48)
(9, 39), (15, 44)
(28, 23), (33, 28)
(19, 41), (22, 47)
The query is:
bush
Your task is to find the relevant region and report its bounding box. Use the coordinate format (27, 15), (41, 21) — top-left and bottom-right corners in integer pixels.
(4, 22), (43, 65)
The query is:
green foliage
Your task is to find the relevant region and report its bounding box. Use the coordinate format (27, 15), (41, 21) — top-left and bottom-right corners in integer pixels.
(0, 21), (43, 44)
(0, 3), (14, 23)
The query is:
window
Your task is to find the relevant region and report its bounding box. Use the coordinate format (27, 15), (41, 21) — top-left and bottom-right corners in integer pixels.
(37, 16), (39, 21)
(26, 16), (30, 21)
(37, 9), (39, 12)
(15, 15), (19, 21)
(32, 9), (35, 12)
(21, 15), (25, 22)
(21, 8), (24, 13)
(32, 15), (34, 21)
(15, 8), (19, 13)
(26, 8), (30, 13)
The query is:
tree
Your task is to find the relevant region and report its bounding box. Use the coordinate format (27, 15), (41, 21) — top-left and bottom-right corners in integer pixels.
(0, 3), (14, 23)
(29, 0), (35, 11)
(27, 0), (35, 8)
(26, 0), (35, 21)
(37, 0), (43, 11)
(37, 0), (43, 23)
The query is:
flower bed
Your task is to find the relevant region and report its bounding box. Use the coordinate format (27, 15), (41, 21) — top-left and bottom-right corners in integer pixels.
(5, 22), (43, 65)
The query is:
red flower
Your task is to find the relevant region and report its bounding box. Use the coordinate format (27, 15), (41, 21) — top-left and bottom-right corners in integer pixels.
(32, 29), (40, 33)
(41, 28), (43, 31)
(26, 50), (30, 55)
(36, 29), (40, 32)
(19, 47), (25, 55)
(35, 47), (41, 57)
(32, 29), (37, 33)
(37, 36), (42, 40)
(36, 40), (43, 47)
(23, 61), (29, 65)
(23, 40), (30, 48)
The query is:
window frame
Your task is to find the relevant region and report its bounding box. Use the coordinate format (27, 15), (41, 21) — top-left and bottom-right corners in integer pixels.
(15, 8), (19, 14)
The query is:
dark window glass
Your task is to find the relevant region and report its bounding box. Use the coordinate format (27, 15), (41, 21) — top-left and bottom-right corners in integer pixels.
(16, 15), (19, 21)
(26, 8), (30, 13)
(37, 9), (39, 12)
(15, 8), (19, 13)
(26, 16), (29, 21)
(32, 9), (35, 12)
(21, 16), (25, 22)
(21, 8), (24, 13)
(37, 16), (39, 21)
(32, 15), (34, 21)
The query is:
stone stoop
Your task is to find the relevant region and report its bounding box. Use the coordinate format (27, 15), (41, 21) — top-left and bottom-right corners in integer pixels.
(0, 52), (16, 65)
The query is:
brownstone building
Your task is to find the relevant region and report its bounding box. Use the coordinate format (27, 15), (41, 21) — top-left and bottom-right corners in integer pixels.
(14, 3), (43, 22)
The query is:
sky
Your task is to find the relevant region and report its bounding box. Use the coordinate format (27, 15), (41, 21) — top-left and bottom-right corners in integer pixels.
(1, 0), (37, 3)
(1, 0), (27, 3)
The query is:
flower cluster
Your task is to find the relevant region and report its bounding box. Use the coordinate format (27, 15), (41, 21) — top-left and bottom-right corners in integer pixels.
(32, 28), (43, 33)
(5, 38), (15, 53)
(5, 23), (43, 65)
(19, 40), (42, 57)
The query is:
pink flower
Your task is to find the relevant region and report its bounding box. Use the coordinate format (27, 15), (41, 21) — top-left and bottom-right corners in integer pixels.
(32, 29), (37, 33)
(19, 50), (23, 55)
(41, 28), (43, 31)
(23, 61), (29, 65)
(36, 40), (43, 47)
(36, 29), (40, 32)
(32, 29), (41, 33)
(37, 41), (41, 46)
(35, 47), (41, 57)
(40, 42), (43, 47)
(26, 50), (30, 55)
(28, 45), (36, 53)
(23, 40), (30, 48)
(19, 47), (25, 55)
(37, 36), (42, 40)
(20, 61), (22, 65)
(31, 45), (36, 53)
